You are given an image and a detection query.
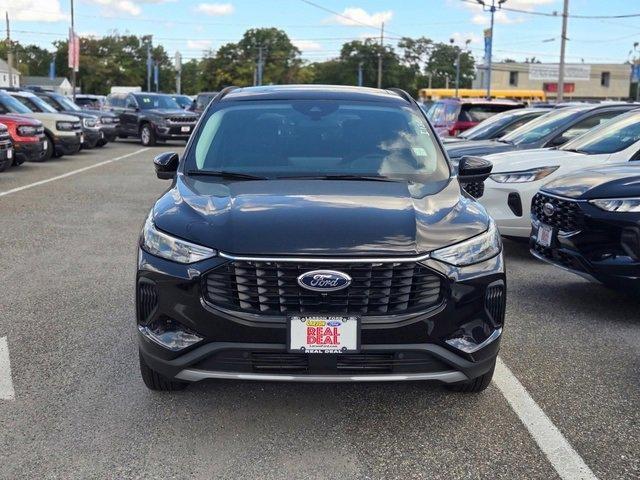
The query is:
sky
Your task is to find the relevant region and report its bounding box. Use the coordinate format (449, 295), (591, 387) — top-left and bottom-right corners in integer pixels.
(2, 0), (640, 65)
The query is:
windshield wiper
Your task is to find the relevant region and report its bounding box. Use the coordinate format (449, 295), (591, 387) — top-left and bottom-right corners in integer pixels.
(186, 170), (267, 180)
(276, 174), (399, 182)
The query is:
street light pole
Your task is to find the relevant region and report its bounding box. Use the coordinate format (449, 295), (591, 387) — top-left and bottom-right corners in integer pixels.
(451, 38), (471, 98)
(556, 0), (570, 102)
(477, 0), (506, 99)
(70, 0), (76, 100)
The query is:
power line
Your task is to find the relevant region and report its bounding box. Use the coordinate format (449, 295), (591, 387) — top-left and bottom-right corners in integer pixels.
(460, 0), (640, 19)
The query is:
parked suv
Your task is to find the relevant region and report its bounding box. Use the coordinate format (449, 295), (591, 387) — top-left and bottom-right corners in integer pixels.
(0, 114), (47, 165)
(35, 91), (119, 147)
(427, 98), (523, 138)
(0, 91), (82, 160)
(137, 85), (505, 393)
(106, 92), (197, 146)
(530, 163), (640, 294)
(74, 94), (107, 111)
(0, 122), (13, 172)
(189, 91), (219, 116)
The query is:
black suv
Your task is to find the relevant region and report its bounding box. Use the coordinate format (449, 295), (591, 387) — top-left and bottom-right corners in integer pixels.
(107, 92), (197, 146)
(531, 163), (640, 293)
(136, 85), (505, 393)
(36, 91), (119, 146)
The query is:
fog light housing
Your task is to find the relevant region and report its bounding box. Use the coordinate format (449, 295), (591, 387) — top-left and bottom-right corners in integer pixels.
(446, 328), (502, 354)
(138, 317), (203, 351)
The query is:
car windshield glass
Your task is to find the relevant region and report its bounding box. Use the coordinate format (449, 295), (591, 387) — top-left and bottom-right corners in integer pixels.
(196, 94), (216, 110)
(56, 96), (81, 111)
(560, 112), (640, 155)
(0, 95), (32, 114)
(173, 96), (192, 108)
(135, 94), (180, 110)
(459, 110), (518, 139)
(500, 107), (584, 145)
(186, 100), (450, 183)
(460, 104), (518, 122)
(25, 95), (58, 113)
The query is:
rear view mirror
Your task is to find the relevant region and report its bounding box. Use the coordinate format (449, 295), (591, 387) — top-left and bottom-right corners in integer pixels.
(154, 152), (179, 180)
(457, 156), (493, 199)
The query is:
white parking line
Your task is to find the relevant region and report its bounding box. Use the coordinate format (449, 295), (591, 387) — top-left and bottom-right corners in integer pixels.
(494, 358), (598, 480)
(0, 148), (150, 198)
(0, 337), (15, 401)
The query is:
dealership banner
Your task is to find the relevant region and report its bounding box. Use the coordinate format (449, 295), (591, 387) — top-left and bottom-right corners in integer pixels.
(68, 28), (79, 72)
(529, 64), (591, 81)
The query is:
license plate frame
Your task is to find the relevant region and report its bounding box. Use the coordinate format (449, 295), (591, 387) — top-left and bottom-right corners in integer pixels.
(536, 223), (554, 247)
(7, 148), (12, 159)
(181, 126), (191, 133)
(288, 315), (360, 354)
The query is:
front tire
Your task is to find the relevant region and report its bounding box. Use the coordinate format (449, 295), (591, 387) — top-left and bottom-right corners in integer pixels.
(446, 362), (495, 393)
(41, 135), (54, 161)
(139, 351), (187, 391)
(140, 124), (156, 146)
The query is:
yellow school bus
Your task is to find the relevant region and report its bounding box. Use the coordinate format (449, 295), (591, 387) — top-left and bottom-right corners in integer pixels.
(419, 88), (546, 102)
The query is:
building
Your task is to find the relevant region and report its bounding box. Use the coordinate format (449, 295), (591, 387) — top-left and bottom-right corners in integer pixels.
(0, 59), (20, 88)
(21, 76), (73, 96)
(473, 62), (632, 101)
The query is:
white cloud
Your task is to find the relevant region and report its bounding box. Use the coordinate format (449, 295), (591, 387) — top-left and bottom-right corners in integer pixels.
(195, 3), (234, 16)
(450, 32), (483, 47)
(0, 0), (67, 22)
(328, 7), (393, 27)
(464, 0), (556, 26)
(87, 0), (173, 17)
(292, 39), (323, 52)
(187, 39), (212, 50)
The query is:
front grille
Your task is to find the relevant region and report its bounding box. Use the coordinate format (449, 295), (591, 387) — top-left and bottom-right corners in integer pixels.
(203, 260), (443, 316)
(137, 282), (158, 324)
(485, 285), (506, 323)
(532, 193), (582, 232)
(167, 116), (196, 123)
(532, 243), (580, 271)
(0, 131), (10, 145)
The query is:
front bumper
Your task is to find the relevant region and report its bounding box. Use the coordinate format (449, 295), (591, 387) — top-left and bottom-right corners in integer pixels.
(82, 128), (101, 148)
(99, 124), (117, 142)
(155, 123), (195, 140)
(137, 250), (506, 384)
(54, 132), (82, 155)
(481, 180), (539, 238)
(530, 195), (640, 292)
(14, 138), (47, 163)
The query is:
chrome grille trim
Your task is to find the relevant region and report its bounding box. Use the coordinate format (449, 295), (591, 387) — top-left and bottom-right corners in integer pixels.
(218, 251), (431, 263)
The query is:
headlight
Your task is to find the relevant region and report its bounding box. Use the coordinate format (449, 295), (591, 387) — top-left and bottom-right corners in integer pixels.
(100, 116), (114, 124)
(590, 198), (640, 213)
(490, 166), (559, 183)
(141, 215), (216, 263)
(431, 221), (502, 266)
(83, 117), (97, 128)
(56, 121), (75, 131)
(17, 125), (38, 136)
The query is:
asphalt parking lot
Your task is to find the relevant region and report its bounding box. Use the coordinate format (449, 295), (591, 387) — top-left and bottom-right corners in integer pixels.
(0, 142), (638, 480)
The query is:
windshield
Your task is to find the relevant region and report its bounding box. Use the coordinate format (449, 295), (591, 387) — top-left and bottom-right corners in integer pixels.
(23, 95), (58, 113)
(173, 95), (192, 108)
(0, 95), (33, 114)
(56, 96), (81, 111)
(196, 94), (216, 110)
(500, 107), (584, 145)
(460, 110), (518, 139)
(135, 94), (180, 110)
(186, 100), (450, 183)
(560, 112), (640, 155)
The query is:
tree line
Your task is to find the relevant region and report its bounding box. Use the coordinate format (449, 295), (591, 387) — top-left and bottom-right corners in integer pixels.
(0, 28), (475, 96)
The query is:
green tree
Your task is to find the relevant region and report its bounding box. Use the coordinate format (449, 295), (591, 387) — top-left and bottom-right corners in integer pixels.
(426, 42), (475, 89)
(0, 41), (52, 76)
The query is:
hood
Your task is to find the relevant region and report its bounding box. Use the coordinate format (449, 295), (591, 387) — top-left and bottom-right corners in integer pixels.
(152, 177), (490, 256)
(542, 163), (640, 199)
(147, 108), (197, 117)
(60, 110), (96, 119)
(29, 112), (80, 122)
(0, 114), (42, 126)
(483, 148), (585, 173)
(445, 139), (515, 159)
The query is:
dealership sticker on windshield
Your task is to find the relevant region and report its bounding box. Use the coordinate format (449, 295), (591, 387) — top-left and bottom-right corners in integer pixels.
(289, 316), (359, 353)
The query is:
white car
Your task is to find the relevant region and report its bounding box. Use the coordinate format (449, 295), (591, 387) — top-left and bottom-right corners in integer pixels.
(480, 109), (640, 238)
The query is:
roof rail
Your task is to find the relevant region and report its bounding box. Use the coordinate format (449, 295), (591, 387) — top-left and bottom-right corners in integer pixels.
(212, 86), (239, 104)
(388, 88), (413, 104)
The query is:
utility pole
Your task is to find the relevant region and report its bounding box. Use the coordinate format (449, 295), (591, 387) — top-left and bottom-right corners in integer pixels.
(357, 61), (363, 86)
(146, 38), (152, 92)
(5, 12), (13, 88)
(556, 0), (570, 102)
(174, 51), (182, 94)
(451, 38), (471, 98)
(477, 0), (506, 99)
(70, 0), (76, 100)
(257, 46), (264, 86)
(377, 22), (384, 88)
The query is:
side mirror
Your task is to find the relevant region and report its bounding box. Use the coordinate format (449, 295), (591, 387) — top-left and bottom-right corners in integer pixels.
(457, 156), (493, 199)
(154, 152), (179, 180)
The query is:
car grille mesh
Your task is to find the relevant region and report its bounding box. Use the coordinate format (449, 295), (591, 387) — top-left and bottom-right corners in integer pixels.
(203, 260), (443, 316)
(531, 193), (582, 232)
(137, 282), (158, 324)
(167, 116), (196, 123)
(485, 285), (506, 323)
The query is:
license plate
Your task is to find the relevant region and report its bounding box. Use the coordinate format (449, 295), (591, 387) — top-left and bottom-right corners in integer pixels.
(536, 224), (553, 247)
(43, 140), (48, 150)
(81, 134), (85, 143)
(7, 148), (12, 159)
(181, 126), (191, 133)
(289, 316), (359, 353)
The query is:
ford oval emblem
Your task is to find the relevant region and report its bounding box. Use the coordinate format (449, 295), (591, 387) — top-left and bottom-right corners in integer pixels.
(297, 270), (352, 292)
(543, 202), (556, 217)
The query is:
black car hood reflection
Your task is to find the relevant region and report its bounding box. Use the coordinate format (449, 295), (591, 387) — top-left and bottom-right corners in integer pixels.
(152, 176), (489, 256)
(445, 139), (517, 159)
(542, 163), (640, 199)
(147, 108), (197, 117)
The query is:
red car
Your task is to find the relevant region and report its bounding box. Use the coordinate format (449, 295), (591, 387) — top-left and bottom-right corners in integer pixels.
(425, 98), (523, 138)
(0, 114), (47, 166)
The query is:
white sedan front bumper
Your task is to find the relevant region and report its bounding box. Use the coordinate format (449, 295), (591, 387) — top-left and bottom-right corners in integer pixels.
(479, 179), (539, 238)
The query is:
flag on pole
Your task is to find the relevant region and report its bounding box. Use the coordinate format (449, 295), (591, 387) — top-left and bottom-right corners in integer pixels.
(68, 28), (79, 71)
